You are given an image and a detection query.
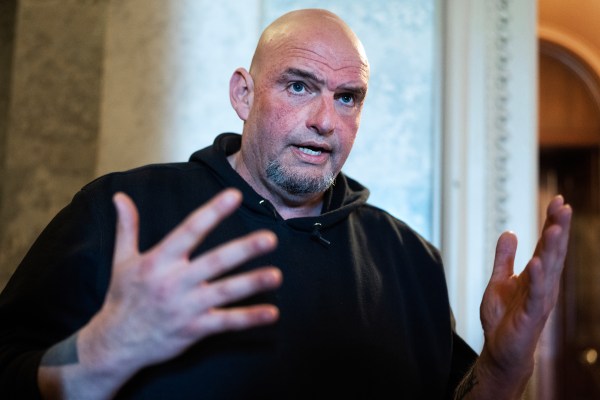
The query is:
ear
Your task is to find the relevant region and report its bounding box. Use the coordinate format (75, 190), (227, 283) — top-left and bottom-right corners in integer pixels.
(229, 67), (254, 121)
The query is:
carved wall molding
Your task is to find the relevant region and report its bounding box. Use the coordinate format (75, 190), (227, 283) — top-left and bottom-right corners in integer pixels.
(485, 0), (511, 270)
(442, 0), (538, 352)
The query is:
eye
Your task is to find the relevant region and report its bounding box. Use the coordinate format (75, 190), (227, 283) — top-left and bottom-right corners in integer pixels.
(288, 82), (307, 94)
(337, 93), (355, 106)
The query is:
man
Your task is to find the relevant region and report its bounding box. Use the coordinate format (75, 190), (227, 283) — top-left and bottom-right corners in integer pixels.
(0, 8), (571, 400)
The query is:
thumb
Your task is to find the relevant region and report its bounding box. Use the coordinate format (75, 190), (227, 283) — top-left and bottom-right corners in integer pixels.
(490, 231), (518, 281)
(112, 192), (140, 265)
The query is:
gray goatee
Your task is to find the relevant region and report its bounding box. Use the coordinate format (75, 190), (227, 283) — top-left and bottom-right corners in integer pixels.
(266, 160), (335, 195)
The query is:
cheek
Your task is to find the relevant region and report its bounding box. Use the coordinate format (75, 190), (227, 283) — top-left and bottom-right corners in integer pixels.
(253, 95), (299, 134)
(338, 138), (355, 166)
(339, 117), (359, 149)
(332, 117), (360, 168)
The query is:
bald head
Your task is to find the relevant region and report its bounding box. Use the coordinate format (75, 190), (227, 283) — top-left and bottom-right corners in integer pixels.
(227, 9), (370, 212)
(250, 9), (369, 80)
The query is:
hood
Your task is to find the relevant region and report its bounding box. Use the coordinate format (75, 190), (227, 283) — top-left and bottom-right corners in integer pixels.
(189, 133), (370, 234)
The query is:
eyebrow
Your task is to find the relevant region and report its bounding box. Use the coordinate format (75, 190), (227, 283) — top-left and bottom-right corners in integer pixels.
(280, 68), (324, 85)
(279, 68), (367, 99)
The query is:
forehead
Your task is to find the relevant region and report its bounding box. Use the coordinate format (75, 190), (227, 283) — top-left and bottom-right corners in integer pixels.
(266, 37), (370, 88)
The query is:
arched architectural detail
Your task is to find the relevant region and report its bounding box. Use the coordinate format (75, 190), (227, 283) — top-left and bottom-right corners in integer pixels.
(538, 26), (600, 85)
(538, 37), (600, 152)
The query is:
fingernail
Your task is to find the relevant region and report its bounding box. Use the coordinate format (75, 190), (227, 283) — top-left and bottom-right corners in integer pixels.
(258, 232), (277, 250)
(222, 189), (241, 206)
(265, 269), (282, 285)
(262, 307), (279, 321)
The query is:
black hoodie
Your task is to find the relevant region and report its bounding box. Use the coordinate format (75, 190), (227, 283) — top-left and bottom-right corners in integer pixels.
(0, 133), (477, 399)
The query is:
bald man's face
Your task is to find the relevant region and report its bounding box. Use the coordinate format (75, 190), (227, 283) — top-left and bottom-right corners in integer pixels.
(238, 18), (369, 200)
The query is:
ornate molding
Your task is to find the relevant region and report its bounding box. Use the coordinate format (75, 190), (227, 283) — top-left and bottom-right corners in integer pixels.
(485, 0), (511, 267)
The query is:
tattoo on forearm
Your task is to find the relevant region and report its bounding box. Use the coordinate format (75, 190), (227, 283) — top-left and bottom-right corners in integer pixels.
(40, 332), (79, 366)
(454, 365), (479, 400)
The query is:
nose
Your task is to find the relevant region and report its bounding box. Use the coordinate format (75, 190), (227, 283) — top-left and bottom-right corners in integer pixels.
(308, 96), (336, 136)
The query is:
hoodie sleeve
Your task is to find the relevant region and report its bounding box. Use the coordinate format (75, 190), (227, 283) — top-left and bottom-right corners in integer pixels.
(445, 331), (479, 399)
(0, 188), (113, 398)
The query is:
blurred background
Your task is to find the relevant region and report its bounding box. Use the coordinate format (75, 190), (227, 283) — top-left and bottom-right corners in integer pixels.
(0, 0), (598, 398)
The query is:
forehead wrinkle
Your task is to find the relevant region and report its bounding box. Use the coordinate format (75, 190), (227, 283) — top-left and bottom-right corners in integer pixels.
(285, 46), (368, 72)
(280, 68), (325, 85)
(281, 60), (362, 88)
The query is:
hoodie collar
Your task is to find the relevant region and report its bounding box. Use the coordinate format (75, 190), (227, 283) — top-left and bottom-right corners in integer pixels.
(189, 133), (370, 230)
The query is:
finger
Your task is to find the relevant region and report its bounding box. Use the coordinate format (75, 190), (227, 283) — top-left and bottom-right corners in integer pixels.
(523, 256), (557, 320)
(195, 267), (283, 310)
(525, 257), (544, 297)
(526, 212), (571, 310)
(546, 197), (572, 234)
(534, 205), (572, 266)
(534, 197), (572, 257)
(536, 224), (569, 284)
(188, 230), (278, 284)
(544, 196), (570, 231)
(193, 305), (280, 338)
(489, 231), (518, 282)
(542, 195), (565, 229)
(554, 204), (573, 244)
(546, 195), (565, 217)
(112, 192), (140, 264)
(155, 189), (243, 260)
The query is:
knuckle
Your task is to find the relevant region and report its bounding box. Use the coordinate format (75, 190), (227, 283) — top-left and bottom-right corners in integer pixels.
(136, 255), (158, 278)
(131, 255), (179, 300)
(202, 251), (228, 276)
(181, 218), (203, 238)
(215, 281), (236, 299)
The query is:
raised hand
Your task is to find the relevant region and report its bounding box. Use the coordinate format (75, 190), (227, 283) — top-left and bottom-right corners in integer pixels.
(459, 195), (572, 399)
(38, 188), (282, 398)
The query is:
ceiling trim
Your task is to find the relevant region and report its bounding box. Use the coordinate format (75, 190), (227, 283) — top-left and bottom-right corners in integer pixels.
(538, 25), (600, 80)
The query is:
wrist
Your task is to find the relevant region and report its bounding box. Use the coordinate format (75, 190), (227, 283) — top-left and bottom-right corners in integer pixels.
(472, 347), (533, 400)
(37, 321), (134, 400)
(77, 312), (144, 381)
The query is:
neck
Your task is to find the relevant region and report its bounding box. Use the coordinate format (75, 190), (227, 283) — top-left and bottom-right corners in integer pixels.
(227, 152), (324, 219)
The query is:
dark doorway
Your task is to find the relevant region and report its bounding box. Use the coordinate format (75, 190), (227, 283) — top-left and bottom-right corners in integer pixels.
(537, 39), (600, 400)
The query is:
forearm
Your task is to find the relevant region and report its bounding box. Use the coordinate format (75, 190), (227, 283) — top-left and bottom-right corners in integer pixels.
(453, 352), (532, 400)
(37, 322), (140, 400)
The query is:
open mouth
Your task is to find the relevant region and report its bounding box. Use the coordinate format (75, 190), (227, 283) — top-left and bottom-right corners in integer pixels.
(296, 144), (331, 156)
(298, 146), (323, 156)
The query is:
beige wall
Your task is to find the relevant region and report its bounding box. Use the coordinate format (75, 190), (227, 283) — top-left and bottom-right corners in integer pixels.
(0, 0), (108, 290)
(0, 0), (263, 291)
(0, 1), (17, 193)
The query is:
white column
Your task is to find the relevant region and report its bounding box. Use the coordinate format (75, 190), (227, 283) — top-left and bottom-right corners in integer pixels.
(442, 0), (538, 353)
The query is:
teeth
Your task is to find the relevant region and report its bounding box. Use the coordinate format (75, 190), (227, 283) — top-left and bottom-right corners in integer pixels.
(299, 146), (322, 156)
